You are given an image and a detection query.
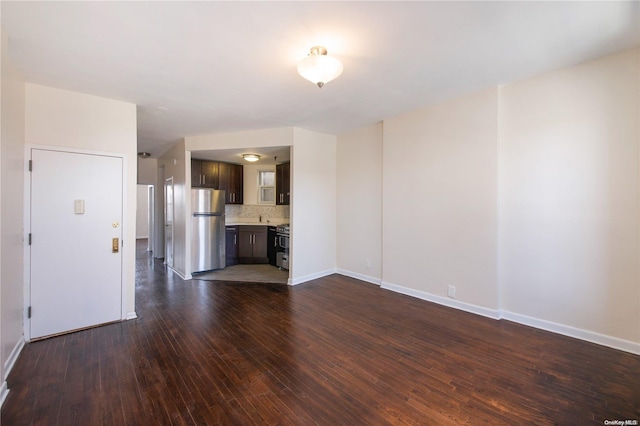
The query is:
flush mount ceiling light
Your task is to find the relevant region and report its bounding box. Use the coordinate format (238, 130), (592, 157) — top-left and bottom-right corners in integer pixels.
(137, 152), (151, 158)
(297, 46), (343, 88)
(242, 154), (261, 162)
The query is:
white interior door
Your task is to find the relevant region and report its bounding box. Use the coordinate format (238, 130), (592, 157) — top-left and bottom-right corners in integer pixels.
(165, 177), (174, 268)
(30, 148), (123, 339)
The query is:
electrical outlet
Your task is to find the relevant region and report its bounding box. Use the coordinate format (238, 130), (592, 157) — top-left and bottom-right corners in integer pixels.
(365, 259), (371, 269)
(447, 285), (456, 298)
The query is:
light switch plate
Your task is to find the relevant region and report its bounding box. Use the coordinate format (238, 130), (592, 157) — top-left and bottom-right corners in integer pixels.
(74, 199), (85, 214)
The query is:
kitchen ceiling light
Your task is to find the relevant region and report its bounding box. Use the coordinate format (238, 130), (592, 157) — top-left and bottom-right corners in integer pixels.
(297, 46), (343, 88)
(138, 152), (151, 158)
(243, 154), (260, 162)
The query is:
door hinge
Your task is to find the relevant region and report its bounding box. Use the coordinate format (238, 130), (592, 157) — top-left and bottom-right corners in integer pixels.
(27, 306), (32, 318)
(28, 160), (33, 172)
(28, 233), (32, 245)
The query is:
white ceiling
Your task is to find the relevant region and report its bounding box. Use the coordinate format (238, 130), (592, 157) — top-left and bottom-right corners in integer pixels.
(2, 1), (639, 157)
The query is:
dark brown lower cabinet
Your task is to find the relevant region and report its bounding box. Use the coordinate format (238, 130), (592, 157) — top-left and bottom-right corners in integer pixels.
(225, 226), (239, 267)
(238, 226), (268, 264)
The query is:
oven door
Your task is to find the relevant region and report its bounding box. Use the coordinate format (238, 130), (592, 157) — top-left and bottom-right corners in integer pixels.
(277, 235), (289, 251)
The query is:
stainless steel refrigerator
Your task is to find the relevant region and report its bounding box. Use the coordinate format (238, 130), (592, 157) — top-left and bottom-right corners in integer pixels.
(191, 188), (226, 273)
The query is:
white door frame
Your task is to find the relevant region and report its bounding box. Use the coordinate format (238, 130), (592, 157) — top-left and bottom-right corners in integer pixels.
(154, 165), (165, 258)
(23, 144), (129, 342)
(164, 177), (174, 268)
(147, 185), (154, 252)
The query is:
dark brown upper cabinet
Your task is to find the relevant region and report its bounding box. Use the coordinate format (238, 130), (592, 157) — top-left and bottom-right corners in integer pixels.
(276, 161), (290, 205)
(218, 162), (243, 205)
(191, 159), (219, 189)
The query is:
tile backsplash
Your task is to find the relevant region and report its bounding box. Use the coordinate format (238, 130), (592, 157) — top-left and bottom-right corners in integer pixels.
(225, 204), (289, 223)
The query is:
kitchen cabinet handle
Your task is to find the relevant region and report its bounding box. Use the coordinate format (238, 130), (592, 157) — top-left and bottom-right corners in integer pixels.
(234, 235), (236, 245)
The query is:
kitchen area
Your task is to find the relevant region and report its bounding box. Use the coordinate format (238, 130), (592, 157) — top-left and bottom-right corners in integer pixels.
(188, 146), (291, 284)
(155, 127), (335, 287)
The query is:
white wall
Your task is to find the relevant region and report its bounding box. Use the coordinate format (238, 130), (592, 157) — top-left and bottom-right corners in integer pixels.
(290, 128), (337, 284)
(499, 48), (640, 344)
(137, 157), (157, 185)
(157, 140), (188, 277)
(187, 127), (294, 151)
(24, 83), (138, 319)
(336, 123), (383, 284)
(136, 185), (149, 239)
(371, 48), (639, 352)
(1, 28), (26, 404)
(382, 88), (499, 312)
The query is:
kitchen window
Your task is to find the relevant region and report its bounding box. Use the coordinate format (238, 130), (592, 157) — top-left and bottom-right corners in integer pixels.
(258, 170), (275, 204)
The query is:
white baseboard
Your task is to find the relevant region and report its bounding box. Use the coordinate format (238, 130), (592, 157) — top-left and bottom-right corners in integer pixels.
(4, 337), (25, 381)
(382, 281), (501, 320)
(289, 268), (337, 286)
(336, 269), (381, 286)
(500, 311), (640, 356)
(0, 381), (8, 408)
(379, 280), (639, 355)
(0, 337), (25, 409)
(125, 312), (138, 320)
(167, 266), (188, 280)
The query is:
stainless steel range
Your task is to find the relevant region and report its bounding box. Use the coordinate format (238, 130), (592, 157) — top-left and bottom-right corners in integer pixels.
(276, 224), (289, 270)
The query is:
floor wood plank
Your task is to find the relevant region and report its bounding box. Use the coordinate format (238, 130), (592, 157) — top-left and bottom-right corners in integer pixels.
(2, 240), (639, 425)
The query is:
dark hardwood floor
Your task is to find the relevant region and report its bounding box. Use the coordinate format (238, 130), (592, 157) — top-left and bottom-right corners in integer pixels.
(2, 240), (639, 425)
